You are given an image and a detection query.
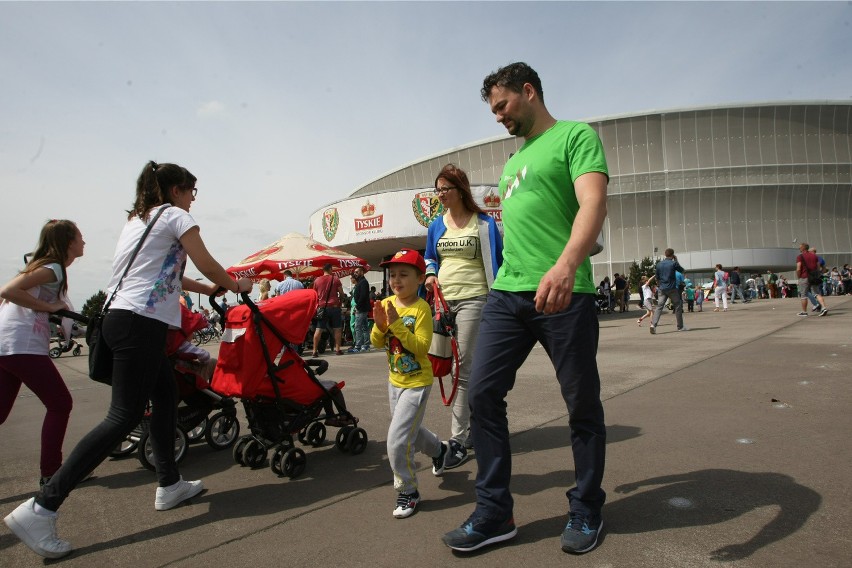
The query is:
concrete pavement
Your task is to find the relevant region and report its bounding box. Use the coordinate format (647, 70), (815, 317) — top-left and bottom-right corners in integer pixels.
(1, 295), (850, 567)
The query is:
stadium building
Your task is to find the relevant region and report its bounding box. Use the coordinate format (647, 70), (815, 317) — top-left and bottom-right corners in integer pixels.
(309, 102), (852, 283)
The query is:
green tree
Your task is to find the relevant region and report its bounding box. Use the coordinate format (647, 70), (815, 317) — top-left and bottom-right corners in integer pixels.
(627, 256), (656, 292)
(80, 290), (107, 319)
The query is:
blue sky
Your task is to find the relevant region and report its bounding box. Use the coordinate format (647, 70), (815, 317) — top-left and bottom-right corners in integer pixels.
(1, 1), (850, 309)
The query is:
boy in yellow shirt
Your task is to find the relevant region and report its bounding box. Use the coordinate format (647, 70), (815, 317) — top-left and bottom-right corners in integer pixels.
(371, 249), (447, 518)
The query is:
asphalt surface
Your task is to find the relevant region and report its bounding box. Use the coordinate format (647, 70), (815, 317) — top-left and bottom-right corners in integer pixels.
(1, 295), (850, 567)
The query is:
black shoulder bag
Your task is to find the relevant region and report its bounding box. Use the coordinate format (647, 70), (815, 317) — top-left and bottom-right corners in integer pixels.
(87, 206), (169, 385)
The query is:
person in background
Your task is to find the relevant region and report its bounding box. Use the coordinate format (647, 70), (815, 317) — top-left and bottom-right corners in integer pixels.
(257, 279), (271, 302)
(4, 161), (252, 559)
(649, 249), (687, 334)
(276, 269), (303, 297)
(636, 275), (655, 326)
(312, 263), (345, 356)
(712, 264), (729, 312)
(796, 243), (828, 317)
(424, 163), (503, 471)
(684, 280), (696, 312)
(349, 266), (372, 353)
(0, 220), (85, 489)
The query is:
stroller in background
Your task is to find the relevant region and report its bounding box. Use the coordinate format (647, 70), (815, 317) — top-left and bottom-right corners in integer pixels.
(110, 305), (240, 471)
(48, 313), (84, 358)
(595, 286), (613, 314)
(211, 288), (367, 479)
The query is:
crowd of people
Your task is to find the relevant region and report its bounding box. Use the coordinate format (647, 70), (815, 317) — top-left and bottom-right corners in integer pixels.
(594, 244), (850, 331)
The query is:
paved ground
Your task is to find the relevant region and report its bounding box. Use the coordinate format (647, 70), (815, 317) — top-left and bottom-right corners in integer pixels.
(1, 295), (850, 567)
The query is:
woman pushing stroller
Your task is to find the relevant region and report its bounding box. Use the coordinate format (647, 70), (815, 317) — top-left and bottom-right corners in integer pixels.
(4, 161), (253, 559)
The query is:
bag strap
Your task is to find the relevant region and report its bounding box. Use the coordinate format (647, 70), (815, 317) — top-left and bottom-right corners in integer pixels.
(102, 205), (170, 314)
(319, 274), (334, 307)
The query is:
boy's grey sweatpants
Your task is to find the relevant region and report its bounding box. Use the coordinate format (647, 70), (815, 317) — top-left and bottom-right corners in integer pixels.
(387, 383), (441, 494)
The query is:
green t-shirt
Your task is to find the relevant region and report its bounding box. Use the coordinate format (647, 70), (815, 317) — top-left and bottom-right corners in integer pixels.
(494, 120), (609, 294)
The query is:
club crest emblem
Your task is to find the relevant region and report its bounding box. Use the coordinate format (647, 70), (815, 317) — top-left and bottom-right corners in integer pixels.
(411, 192), (444, 228)
(322, 207), (340, 241)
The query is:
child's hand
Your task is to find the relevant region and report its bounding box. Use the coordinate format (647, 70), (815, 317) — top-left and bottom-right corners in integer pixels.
(386, 301), (400, 326)
(373, 300), (388, 332)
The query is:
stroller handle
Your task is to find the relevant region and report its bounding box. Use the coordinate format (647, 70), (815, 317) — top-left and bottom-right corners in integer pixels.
(208, 289), (256, 318)
(52, 309), (87, 324)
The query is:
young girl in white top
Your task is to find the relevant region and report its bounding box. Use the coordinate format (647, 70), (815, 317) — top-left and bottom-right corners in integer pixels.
(636, 275), (655, 326)
(4, 161), (253, 559)
(0, 220), (85, 487)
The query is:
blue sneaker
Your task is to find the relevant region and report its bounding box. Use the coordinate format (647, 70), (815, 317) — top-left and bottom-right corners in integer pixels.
(442, 514), (517, 551)
(560, 512), (603, 554)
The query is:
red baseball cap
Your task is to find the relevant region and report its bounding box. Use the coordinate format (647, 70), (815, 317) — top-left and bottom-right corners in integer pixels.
(380, 249), (426, 273)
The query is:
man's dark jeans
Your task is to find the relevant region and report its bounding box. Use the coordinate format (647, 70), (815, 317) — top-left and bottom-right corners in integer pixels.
(468, 290), (606, 521)
(37, 310), (179, 511)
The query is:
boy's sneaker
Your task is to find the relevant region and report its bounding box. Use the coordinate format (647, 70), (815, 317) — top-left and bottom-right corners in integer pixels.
(4, 498), (72, 559)
(392, 491), (420, 519)
(443, 439), (469, 470)
(561, 512), (603, 554)
(432, 441), (448, 476)
(154, 477), (204, 511)
(442, 513), (517, 551)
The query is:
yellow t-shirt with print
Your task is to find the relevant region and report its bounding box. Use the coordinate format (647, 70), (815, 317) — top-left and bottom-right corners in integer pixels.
(435, 214), (489, 301)
(370, 296), (433, 389)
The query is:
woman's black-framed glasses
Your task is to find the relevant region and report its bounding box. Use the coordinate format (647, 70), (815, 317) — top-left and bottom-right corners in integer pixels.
(183, 187), (198, 197)
(434, 185), (456, 195)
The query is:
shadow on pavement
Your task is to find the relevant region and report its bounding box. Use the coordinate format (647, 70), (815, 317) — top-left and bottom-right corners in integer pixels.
(608, 469), (821, 561)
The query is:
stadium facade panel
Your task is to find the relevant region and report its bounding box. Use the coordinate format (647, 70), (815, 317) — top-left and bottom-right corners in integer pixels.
(310, 102), (851, 280)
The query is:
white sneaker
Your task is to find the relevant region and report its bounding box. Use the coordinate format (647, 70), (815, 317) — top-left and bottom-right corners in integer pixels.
(4, 498), (72, 559)
(677, 326), (690, 332)
(154, 477), (204, 511)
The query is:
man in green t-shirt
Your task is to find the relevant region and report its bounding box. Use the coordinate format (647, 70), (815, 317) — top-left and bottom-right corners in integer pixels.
(442, 62), (608, 555)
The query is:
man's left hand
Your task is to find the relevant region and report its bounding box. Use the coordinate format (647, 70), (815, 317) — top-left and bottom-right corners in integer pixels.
(535, 263), (575, 314)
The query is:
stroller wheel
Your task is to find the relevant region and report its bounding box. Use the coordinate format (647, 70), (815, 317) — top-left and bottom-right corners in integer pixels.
(186, 418), (208, 443)
(346, 427), (368, 456)
(205, 412), (240, 450)
(270, 448), (284, 475)
(335, 426), (354, 452)
(138, 428), (188, 472)
(241, 439), (267, 469)
(110, 437), (139, 457)
(305, 422), (326, 447)
(233, 436), (251, 466)
(72, 345), (82, 356)
(48, 347), (62, 359)
(281, 448), (306, 478)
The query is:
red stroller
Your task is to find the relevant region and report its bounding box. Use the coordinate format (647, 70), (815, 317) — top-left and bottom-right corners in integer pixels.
(211, 288), (366, 479)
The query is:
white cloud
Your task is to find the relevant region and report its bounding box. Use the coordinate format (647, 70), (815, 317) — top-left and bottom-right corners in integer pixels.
(197, 100), (225, 118)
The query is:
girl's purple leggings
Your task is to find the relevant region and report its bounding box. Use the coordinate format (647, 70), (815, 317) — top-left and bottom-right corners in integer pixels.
(0, 354), (72, 477)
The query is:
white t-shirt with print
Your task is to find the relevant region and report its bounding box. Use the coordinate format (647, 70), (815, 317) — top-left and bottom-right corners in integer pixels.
(0, 263), (63, 355)
(107, 205), (197, 328)
(641, 283), (654, 302)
